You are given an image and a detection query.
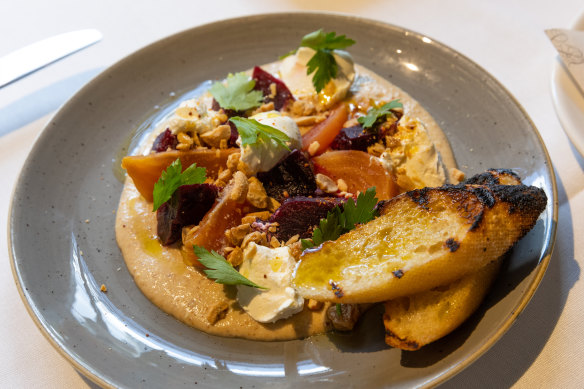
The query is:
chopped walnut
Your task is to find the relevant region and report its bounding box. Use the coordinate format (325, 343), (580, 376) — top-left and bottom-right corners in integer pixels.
(225, 223), (251, 246)
(227, 246), (244, 267)
(308, 141), (320, 156)
(288, 240), (303, 260)
(229, 171), (248, 203)
(294, 115), (326, 126)
(267, 197), (281, 213)
(307, 299), (324, 311)
(337, 178), (348, 193)
(241, 231), (268, 249)
(176, 132), (194, 151)
(252, 101), (276, 114)
(241, 211), (271, 224)
(449, 167), (466, 184)
(269, 236), (281, 248)
(226, 152), (241, 171)
(246, 177), (268, 208)
(200, 124), (231, 148)
(316, 173), (338, 193)
(367, 142), (386, 157)
(214, 168), (233, 187)
(290, 98), (316, 116)
(285, 234), (300, 246)
(205, 300), (229, 324)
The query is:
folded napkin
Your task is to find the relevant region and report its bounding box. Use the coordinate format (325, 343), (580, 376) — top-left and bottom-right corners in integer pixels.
(546, 28), (584, 94)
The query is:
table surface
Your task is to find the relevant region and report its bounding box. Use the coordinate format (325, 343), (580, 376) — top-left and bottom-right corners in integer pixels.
(1, 0), (583, 387)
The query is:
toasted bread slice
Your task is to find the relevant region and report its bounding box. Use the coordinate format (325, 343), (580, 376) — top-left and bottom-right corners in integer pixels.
(383, 257), (501, 350)
(382, 169), (522, 350)
(292, 183), (546, 303)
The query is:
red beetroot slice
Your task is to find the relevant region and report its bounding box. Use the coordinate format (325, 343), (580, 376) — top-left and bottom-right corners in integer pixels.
(330, 125), (378, 151)
(256, 149), (316, 202)
(266, 196), (345, 241)
(151, 129), (178, 153)
(156, 184), (219, 245)
(252, 66), (295, 110)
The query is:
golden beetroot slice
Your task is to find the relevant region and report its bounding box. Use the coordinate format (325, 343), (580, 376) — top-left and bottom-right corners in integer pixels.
(122, 148), (238, 202)
(312, 150), (398, 200)
(301, 104), (348, 155)
(181, 172), (248, 268)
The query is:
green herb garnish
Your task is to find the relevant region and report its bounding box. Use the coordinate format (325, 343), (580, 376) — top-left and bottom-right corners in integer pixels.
(301, 187), (379, 249)
(336, 303), (342, 317)
(285, 29), (356, 93)
(152, 159), (207, 211)
(209, 72), (263, 111)
(229, 116), (290, 151)
(357, 99), (403, 130)
(194, 245), (266, 289)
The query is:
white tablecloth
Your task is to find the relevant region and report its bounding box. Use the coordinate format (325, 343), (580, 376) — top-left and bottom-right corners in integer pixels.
(1, 0), (583, 387)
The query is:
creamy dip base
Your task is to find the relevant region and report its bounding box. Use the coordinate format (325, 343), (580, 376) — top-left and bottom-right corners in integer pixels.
(115, 64), (457, 341)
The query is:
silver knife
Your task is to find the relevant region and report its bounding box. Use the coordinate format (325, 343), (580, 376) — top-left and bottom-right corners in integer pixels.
(0, 29), (102, 88)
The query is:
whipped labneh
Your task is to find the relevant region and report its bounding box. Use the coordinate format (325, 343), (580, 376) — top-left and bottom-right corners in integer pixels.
(236, 243), (304, 323)
(279, 47), (355, 110)
(165, 94), (226, 135)
(237, 110), (302, 174)
(379, 115), (446, 190)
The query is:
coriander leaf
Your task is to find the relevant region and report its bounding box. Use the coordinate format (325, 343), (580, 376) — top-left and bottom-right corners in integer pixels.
(306, 50), (337, 94)
(229, 116), (291, 151)
(301, 29), (356, 51)
(152, 159), (207, 211)
(304, 187), (378, 249)
(194, 245), (266, 289)
(357, 99), (403, 129)
(209, 72), (263, 111)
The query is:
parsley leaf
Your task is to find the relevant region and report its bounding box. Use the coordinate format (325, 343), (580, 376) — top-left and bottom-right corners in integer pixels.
(301, 187), (379, 249)
(357, 99), (403, 129)
(229, 116), (291, 151)
(152, 159), (207, 211)
(286, 29), (356, 93)
(209, 72), (263, 111)
(301, 29), (356, 51)
(193, 246), (266, 289)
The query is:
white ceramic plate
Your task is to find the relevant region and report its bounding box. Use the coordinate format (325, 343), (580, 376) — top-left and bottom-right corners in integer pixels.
(9, 13), (556, 388)
(550, 13), (584, 156)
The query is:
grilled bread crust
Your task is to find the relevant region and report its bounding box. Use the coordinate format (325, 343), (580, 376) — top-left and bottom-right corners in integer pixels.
(383, 259), (501, 350)
(382, 169), (523, 350)
(293, 180), (547, 304)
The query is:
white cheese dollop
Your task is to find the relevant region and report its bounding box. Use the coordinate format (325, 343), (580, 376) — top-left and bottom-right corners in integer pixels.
(279, 47), (355, 110)
(236, 111), (302, 174)
(166, 94), (225, 135)
(236, 243), (304, 323)
(379, 115), (446, 190)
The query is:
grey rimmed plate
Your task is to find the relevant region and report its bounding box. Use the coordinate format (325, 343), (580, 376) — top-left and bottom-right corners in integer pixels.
(8, 13), (557, 388)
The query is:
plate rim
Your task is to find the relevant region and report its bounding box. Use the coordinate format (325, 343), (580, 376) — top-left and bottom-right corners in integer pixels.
(550, 12), (584, 157)
(8, 11), (558, 389)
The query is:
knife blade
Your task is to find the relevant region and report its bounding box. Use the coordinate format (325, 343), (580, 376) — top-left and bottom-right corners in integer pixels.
(0, 29), (102, 88)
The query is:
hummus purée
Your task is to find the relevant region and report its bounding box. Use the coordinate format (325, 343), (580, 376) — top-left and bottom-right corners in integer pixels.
(115, 61), (459, 341)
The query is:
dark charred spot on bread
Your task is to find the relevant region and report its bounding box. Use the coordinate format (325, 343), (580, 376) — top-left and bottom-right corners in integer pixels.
(329, 281), (344, 298)
(392, 269), (404, 278)
(445, 238), (460, 252)
(384, 329), (421, 351)
(489, 185), (547, 215)
(406, 189), (431, 210)
(464, 169), (521, 186)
